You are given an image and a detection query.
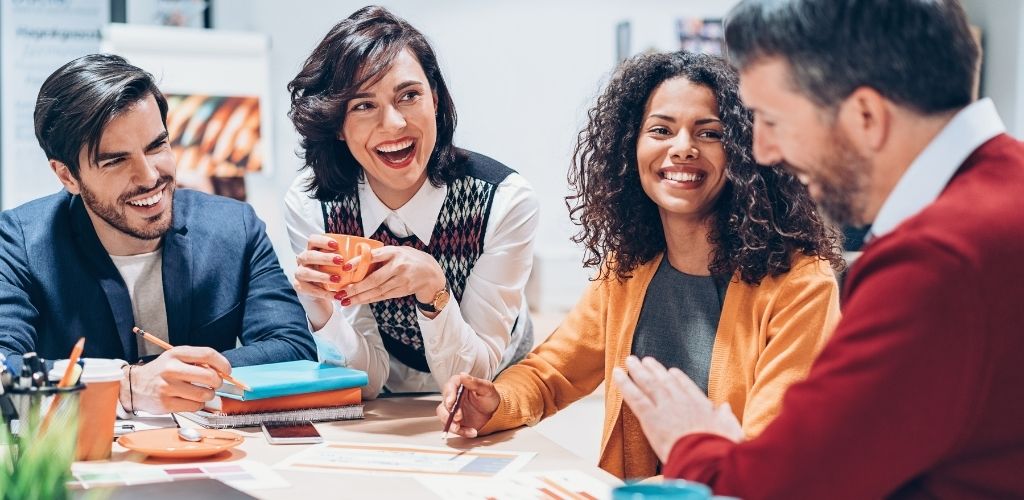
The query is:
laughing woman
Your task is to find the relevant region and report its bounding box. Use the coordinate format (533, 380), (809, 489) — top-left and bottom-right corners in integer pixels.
(437, 51), (844, 479)
(284, 6), (537, 398)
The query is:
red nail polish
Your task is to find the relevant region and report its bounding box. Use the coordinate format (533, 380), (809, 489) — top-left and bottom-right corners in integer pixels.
(337, 290), (347, 298)
(341, 298), (351, 306)
(342, 263), (353, 271)
(333, 256), (343, 265)
(327, 240), (338, 250)
(334, 292), (346, 300)
(330, 275), (341, 283)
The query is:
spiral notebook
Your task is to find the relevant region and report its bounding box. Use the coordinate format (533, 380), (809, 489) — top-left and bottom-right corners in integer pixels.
(175, 404), (363, 429)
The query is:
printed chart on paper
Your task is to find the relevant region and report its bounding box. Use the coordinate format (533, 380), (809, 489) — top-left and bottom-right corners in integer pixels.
(275, 441), (534, 477)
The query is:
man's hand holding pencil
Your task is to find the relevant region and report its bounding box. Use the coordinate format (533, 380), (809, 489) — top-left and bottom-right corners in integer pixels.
(119, 327), (237, 414)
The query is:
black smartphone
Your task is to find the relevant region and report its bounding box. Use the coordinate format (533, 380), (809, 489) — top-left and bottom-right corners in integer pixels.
(261, 420), (323, 444)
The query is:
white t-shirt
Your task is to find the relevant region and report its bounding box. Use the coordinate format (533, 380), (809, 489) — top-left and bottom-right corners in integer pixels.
(110, 250), (169, 357)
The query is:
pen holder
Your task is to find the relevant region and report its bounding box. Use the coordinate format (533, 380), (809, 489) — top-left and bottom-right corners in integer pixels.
(2, 383), (84, 500)
(51, 358), (124, 460)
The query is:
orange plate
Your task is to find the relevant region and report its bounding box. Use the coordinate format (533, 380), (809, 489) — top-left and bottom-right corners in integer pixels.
(118, 428), (244, 459)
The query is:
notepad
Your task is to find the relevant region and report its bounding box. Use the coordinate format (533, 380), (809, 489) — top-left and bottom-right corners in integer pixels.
(218, 361), (368, 401)
(176, 404), (364, 429)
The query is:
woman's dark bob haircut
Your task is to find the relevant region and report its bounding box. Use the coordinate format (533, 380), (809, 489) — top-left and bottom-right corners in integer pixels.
(288, 5), (463, 200)
(568, 51), (844, 284)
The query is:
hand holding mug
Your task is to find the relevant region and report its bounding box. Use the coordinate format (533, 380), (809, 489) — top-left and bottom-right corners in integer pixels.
(338, 245), (446, 310)
(293, 234), (383, 327)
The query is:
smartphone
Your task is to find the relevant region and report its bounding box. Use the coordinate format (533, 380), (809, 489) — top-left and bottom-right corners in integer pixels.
(261, 421), (323, 445)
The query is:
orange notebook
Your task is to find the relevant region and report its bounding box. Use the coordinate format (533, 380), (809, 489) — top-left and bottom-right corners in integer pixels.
(204, 386), (361, 415)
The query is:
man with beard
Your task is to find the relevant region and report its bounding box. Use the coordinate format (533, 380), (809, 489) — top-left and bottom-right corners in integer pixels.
(614, 0), (1024, 498)
(0, 54), (315, 414)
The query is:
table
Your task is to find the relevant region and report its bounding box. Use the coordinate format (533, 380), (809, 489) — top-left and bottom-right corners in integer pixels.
(90, 395), (620, 499)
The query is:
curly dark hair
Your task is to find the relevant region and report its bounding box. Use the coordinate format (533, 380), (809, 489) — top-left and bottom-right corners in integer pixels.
(287, 5), (464, 201)
(567, 51), (844, 284)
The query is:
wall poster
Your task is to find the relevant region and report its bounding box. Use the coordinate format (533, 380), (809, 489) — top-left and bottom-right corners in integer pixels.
(0, 0), (109, 209)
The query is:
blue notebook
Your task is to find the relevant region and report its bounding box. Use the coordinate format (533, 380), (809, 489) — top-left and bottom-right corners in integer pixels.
(217, 360), (368, 401)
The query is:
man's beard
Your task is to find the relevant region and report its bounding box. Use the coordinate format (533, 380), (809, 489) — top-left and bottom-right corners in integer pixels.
(79, 175), (175, 241)
(808, 128), (871, 228)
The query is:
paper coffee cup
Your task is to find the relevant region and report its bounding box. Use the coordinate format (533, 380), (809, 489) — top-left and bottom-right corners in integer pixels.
(51, 358), (124, 461)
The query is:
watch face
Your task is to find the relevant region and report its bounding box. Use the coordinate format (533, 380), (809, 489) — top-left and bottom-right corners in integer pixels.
(435, 288), (451, 311)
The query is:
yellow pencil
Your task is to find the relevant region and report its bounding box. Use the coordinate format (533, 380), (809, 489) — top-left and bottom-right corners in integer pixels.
(131, 326), (252, 392)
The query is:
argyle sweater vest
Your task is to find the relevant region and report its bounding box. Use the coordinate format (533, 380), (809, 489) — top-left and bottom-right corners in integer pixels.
(321, 151), (514, 372)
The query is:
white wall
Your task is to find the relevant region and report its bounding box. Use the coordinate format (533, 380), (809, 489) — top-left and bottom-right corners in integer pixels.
(212, 0), (739, 311)
(961, 0), (1024, 138)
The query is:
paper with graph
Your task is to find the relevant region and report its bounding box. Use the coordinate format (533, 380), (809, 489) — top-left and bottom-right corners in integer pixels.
(274, 442), (534, 477)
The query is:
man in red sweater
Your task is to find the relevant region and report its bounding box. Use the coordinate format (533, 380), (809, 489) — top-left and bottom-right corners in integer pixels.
(613, 0), (1024, 498)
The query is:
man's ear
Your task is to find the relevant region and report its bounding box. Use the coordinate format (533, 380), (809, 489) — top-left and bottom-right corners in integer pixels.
(50, 160), (81, 195)
(837, 86), (890, 153)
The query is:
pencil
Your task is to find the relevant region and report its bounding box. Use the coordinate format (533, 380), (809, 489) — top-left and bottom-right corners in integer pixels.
(57, 337), (85, 388)
(131, 326), (252, 392)
(442, 384), (465, 439)
(41, 337), (86, 432)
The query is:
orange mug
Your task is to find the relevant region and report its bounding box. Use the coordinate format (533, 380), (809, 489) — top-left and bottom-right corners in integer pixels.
(320, 234), (384, 292)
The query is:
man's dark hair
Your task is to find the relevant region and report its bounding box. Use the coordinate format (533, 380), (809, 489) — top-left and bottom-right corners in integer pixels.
(724, 0), (979, 114)
(287, 5), (463, 201)
(34, 53), (168, 178)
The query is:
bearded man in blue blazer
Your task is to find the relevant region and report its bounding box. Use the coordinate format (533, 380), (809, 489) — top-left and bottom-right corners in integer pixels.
(0, 54), (316, 414)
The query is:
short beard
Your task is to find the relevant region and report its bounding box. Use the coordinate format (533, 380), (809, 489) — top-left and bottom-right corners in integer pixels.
(812, 129), (871, 228)
(78, 175), (175, 241)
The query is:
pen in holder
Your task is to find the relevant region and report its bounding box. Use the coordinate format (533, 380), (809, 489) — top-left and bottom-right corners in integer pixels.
(2, 382), (85, 500)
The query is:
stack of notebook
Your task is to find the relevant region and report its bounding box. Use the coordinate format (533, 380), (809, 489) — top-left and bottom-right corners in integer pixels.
(176, 360), (368, 429)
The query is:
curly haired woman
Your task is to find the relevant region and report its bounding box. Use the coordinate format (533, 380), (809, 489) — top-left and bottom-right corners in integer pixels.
(435, 51), (844, 480)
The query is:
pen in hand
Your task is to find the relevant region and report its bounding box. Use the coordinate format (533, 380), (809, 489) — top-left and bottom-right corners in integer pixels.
(442, 384), (465, 440)
(131, 326), (252, 392)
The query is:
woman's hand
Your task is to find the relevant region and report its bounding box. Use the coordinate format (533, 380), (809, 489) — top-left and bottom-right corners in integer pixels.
(339, 245), (446, 313)
(435, 373), (501, 438)
(293, 234), (346, 329)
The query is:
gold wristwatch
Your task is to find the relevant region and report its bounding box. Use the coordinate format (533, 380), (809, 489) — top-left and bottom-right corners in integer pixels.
(415, 283), (450, 313)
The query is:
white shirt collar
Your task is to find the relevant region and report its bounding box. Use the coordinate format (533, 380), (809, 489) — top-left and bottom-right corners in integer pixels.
(357, 178), (447, 244)
(869, 98), (1005, 240)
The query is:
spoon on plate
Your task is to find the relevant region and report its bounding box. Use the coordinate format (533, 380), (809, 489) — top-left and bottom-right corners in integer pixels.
(177, 427), (204, 442)
(176, 427), (240, 443)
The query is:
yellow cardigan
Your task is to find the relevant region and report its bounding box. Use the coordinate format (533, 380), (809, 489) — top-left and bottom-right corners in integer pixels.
(479, 253), (840, 479)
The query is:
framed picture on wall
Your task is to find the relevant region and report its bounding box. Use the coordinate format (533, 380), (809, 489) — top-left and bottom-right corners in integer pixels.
(165, 94), (262, 201)
(677, 18), (725, 56)
(111, 0), (213, 29)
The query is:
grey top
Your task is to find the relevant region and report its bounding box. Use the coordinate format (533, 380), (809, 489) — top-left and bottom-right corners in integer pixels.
(631, 257), (728, 395)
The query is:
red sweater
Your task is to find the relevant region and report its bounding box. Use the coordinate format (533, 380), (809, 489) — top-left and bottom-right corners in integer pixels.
(664, 134), (1024, 499)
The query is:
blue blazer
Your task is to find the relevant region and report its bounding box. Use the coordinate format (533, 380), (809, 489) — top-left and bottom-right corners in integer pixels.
(0, 189), (315, 372)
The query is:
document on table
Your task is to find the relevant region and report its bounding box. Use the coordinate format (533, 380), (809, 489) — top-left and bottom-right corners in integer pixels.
(70, 459), (289, 491)
(274, 442), (534, 478)
(417, 470), (619, 500)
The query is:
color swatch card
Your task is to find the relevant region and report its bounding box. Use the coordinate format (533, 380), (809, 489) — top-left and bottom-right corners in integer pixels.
(417, 470), (619, 500)
(275, 442), (534, 478)
(70, 459), (288, 491)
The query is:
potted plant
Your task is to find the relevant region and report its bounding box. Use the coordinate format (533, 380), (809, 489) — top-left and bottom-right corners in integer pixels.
(1, 384), (82, 500)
